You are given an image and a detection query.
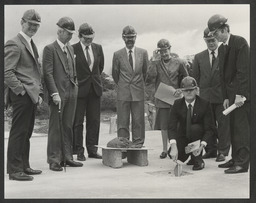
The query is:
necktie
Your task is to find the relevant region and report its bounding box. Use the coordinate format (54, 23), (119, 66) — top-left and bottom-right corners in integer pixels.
(129, 50), (133, 69)
(63, 46), (67, 57)
(85, 46), (91, 66)
(186, 104), (192, 140)
(30, 39), (38, 59)
(211, 50), (216, 67)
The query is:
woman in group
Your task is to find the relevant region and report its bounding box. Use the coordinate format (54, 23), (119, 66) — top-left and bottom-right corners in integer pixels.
(146, 39), (188, 159)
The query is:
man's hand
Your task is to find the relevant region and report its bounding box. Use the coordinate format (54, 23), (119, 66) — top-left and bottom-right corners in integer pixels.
(169, 144), (178, 162)
(173, 89), (182, 98)
(185, 144), (194, 154)
(38, 96), (43, 105)
(223, 99), (229, 110)
(20, 90), (26, 96)
(192, 144), (204, 157)
(52, 94), (61, 106)
(234, 95), (245, 108)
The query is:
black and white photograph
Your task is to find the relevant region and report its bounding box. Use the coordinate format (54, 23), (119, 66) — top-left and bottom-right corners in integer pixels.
(2, 1), (255, 201)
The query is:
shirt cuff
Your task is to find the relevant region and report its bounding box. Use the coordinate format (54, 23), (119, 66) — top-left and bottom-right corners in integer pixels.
(201, 141), (207, 147)
(51, 93), (59, 97)
(169, 139), (177, 145)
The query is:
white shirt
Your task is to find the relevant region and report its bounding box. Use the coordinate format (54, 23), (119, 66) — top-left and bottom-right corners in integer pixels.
(208, 48), (218, 67)
(169, 98), (207, 147)
(125, 47), (135, 70)
(19, 31), (34, 57)
(80, 42), (94, 71)
(57, 39), (67, 53)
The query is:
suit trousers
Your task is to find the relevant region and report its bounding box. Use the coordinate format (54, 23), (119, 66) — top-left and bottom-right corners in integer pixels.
(7, 91), (36, 174)
(230, 102), (250, 169)
(211, 103), (231, 156)
(73, 86), (101, 155)
(176, 124), (204, 165)
(117, 100), (145, 145)
(47, 83), (77, 164)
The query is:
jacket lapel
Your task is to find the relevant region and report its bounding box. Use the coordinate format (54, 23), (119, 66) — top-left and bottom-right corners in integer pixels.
(91, 43), (97, 72)
(54, 41), (68, 75)
(192, 96), (200, 121)
(204, 50), (212, 72)
(18, 34), (37, 62)
(18, 34), (40, 72)
(76, 42), (90, 72)
(134, 47), (141, 73)
(66, 44), (76, 77)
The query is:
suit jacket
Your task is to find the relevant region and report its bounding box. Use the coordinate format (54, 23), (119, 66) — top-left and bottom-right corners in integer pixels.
(72, 42), (104, 98)
(146, 58), (188, 108)
(168, 95), (214, 144)
(112, 47), (148, 101)
(4, 33), (43, 105)
(192, 49), (223, 104)
(43, 40), (77, 102)
(219, 34), (250, 103)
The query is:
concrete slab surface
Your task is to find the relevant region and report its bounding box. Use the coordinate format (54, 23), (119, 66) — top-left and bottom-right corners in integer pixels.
(4, 123), (250, 199)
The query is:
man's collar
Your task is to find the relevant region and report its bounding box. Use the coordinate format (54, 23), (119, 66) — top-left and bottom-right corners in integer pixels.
(208, 48), (218, 57)
(185, 98), (196, 108)
(125, 47), (135, 53)
(57, 39), (66, 50)
(223, 33), (231, 46)
(80, 41), (91, 50)
(19, 31), (31, 43)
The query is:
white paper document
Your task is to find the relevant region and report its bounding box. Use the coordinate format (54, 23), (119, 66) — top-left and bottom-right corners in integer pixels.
(185, 140), (200, 154)
(154, 82), (182, 105)
(222, 97), (246, 116)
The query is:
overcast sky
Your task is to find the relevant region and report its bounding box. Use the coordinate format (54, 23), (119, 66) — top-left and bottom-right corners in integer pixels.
(5, 4), (250, 74)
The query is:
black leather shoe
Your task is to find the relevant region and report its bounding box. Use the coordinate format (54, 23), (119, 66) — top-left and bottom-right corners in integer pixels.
(62, 160), (83, 167)
(160, 152), (167, 159)
(77, 154), (86, 161)
(224, 166), (248, 174)
(192, 162), (205, 171)
(218, 159), (234, 168)
(9, 172), (33, 181)
(49, 163), (63, 171)
(202, 151), (217, 159)
(186, 159), (194, 165)
(216, 153), (225, 162)
(24, 168), (42, 175)
(88, 153), (102, 159)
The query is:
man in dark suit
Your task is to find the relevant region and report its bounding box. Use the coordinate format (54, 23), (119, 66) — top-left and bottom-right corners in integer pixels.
(72, 23), (104, 160)
(208, 14), (250, 174)
(192, 27), (231, 162)
(112, 25), (148, 147)
(4, 9), (43, 181)
(168, 76), (215, 171)
(43, 17), (83, 171)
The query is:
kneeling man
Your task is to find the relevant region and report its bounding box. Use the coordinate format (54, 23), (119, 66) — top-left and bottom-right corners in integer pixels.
(168, 76), (215, 170)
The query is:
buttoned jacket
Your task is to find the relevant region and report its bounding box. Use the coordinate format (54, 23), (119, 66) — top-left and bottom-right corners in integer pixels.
(112, 47), (148, 101)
